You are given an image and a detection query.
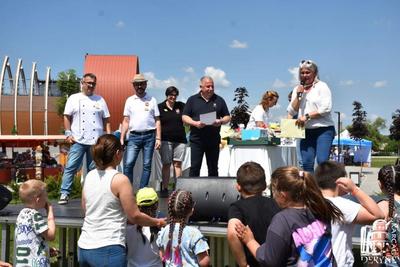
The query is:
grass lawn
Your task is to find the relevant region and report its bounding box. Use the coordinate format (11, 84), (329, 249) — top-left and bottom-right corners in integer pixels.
(371, 156), (399, 168)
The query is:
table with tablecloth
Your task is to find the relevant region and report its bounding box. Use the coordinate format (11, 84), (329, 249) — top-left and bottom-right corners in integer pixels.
(129, 144), (297, 190)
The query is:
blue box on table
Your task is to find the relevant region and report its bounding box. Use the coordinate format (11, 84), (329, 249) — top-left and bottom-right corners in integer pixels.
(241, 129), (268, 141)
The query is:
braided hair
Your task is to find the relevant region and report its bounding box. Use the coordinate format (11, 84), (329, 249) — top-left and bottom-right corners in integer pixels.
(378, 165), (400, 219)
(163, 190), (194, 265)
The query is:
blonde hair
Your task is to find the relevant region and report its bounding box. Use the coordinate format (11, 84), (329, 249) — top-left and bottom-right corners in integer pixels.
(19, 179), (47, 204)
(260, 90), (279, 110)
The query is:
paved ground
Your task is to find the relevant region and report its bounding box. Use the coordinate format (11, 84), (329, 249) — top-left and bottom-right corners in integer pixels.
(345, 166), (381, 196)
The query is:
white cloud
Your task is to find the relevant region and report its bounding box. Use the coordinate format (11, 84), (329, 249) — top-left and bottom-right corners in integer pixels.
(271, 79), (286, 89)
(183, 67), (195, 73)
(204, 66), (230, 87)
(229, 39), (248, 49)
(373, 80), (387, 88)
(144, 72), (178, 90)
(115, 20), (125, 28)
(370, 114), (379, 121)
(288, 67), (299, 87)
(339, 80), (355, 86)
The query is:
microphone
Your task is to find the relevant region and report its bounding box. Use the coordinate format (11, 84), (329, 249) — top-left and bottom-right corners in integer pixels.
(297, 81), (305, 100)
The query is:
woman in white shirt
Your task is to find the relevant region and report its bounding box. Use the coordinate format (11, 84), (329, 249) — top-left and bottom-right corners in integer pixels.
(247, 90), (279, 129)
(287, 60), (335, 172)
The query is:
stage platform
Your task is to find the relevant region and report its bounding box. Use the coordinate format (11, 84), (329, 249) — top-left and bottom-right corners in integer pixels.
(0, 197), (234, 266)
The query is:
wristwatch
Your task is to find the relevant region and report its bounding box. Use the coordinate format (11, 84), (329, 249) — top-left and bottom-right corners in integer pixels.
(305, 113), (311, 121)
(64, 130), (72, 137)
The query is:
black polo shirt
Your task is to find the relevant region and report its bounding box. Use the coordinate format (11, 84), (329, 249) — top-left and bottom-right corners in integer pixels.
(158, 100), (187, 144)
(182, 93), (230, 143)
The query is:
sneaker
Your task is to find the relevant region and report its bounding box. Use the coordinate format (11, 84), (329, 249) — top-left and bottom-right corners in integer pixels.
(58, 194), (69, 205)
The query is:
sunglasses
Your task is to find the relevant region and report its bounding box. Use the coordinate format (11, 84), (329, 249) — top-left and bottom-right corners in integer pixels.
(82, 81), (96, 86)
(300, 60), (314, 67)
(133, 82), (147, 87)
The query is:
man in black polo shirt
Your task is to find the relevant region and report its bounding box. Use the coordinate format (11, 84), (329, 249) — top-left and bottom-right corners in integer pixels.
(182, 76), (230, 177)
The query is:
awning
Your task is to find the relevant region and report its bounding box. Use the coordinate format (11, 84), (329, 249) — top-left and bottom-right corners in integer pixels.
(0, 135), (66, 148)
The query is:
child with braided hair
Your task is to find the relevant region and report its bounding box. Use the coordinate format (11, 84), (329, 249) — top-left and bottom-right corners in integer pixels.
(156, 190), (210, 266)
(376, 164), (400, 264)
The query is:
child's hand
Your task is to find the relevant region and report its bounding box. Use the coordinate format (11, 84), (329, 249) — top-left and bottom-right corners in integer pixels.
(0, 260), (12, 267)
(49, 247), (61, 258)
(235, 223), (255, 245)
(241, 226), (255, 245)
(335, 177), (356, 194)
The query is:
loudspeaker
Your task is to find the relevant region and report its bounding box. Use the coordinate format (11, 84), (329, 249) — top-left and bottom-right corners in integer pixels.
(175, 177), (240, 223)
(0, 185), (12, 210)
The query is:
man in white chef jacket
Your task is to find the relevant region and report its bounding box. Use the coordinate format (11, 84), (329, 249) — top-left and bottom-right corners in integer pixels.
(58, 73), (111, 205)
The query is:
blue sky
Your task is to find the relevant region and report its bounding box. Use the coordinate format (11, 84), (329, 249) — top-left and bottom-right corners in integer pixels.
(1, 0), (399, 133)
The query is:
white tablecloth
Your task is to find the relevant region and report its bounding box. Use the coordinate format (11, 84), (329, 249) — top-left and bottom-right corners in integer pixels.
(126, 144), (297, 190)
(229, 145), (297, 186)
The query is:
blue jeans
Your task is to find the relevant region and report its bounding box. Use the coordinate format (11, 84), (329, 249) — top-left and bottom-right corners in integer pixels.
(123, 131), (155, 188)
(78, 245), (126, 267)
(300, 126), (335, 173)
(60, 142), (95, 195)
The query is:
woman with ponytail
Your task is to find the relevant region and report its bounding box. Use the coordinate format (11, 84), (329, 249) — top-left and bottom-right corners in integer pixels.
(78, 134), (166, 267)
(156, 190), (210, 266)
(236, 166), (343, 266)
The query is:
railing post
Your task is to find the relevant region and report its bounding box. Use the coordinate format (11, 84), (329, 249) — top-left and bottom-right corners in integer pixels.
(1, 223), (10, 262)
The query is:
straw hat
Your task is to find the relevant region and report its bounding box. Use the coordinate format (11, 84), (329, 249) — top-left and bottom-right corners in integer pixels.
(132, 73), (148, 83)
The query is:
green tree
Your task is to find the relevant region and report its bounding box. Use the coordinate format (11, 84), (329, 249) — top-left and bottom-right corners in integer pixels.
(55, 69), (80, 116)
(230, 87), (250, 129)
(390, 109), (400, 155)
(365, 117), (387, 151)
(348, 101), (369, 172)
(348, 101), (369, 140)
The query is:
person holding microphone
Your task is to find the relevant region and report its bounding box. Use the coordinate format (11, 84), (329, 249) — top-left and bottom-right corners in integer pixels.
(287, 60), (335, 172)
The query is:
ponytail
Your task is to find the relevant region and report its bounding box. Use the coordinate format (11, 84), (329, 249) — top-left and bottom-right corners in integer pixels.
(271, 166), (343, 223)
(302, 171), (343, 223)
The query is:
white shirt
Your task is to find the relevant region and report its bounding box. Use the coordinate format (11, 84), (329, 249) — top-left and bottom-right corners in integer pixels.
(15, 208), (50, 267)
(287, 81), (334, 129)
(126, 224), (162, 267)
(246, 104), (270, 129)
(326, 196), (361, 267)
(78, 169), (127, 249)
(64, 92), (110, 145)
(123, 93), (160, 132)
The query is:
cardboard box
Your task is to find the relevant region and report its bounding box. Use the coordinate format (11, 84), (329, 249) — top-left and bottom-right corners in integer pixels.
(241, 129), (268, 141)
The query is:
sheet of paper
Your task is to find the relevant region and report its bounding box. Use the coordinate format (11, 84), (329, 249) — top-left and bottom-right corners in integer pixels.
(200, 111), (216, 125)
(280, 119), (305, 139)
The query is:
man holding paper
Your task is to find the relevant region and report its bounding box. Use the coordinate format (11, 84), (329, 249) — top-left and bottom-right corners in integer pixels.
(182, 76), (230, 177)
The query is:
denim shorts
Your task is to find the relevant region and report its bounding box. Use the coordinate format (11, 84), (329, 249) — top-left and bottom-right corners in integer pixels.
(160, 141), (186, 165)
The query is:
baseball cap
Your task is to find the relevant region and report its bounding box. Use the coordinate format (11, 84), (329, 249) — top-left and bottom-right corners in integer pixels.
(136, 187), (158, 206)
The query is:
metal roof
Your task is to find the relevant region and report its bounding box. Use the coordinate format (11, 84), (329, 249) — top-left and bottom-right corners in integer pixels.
(83, 54), (139, 131)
